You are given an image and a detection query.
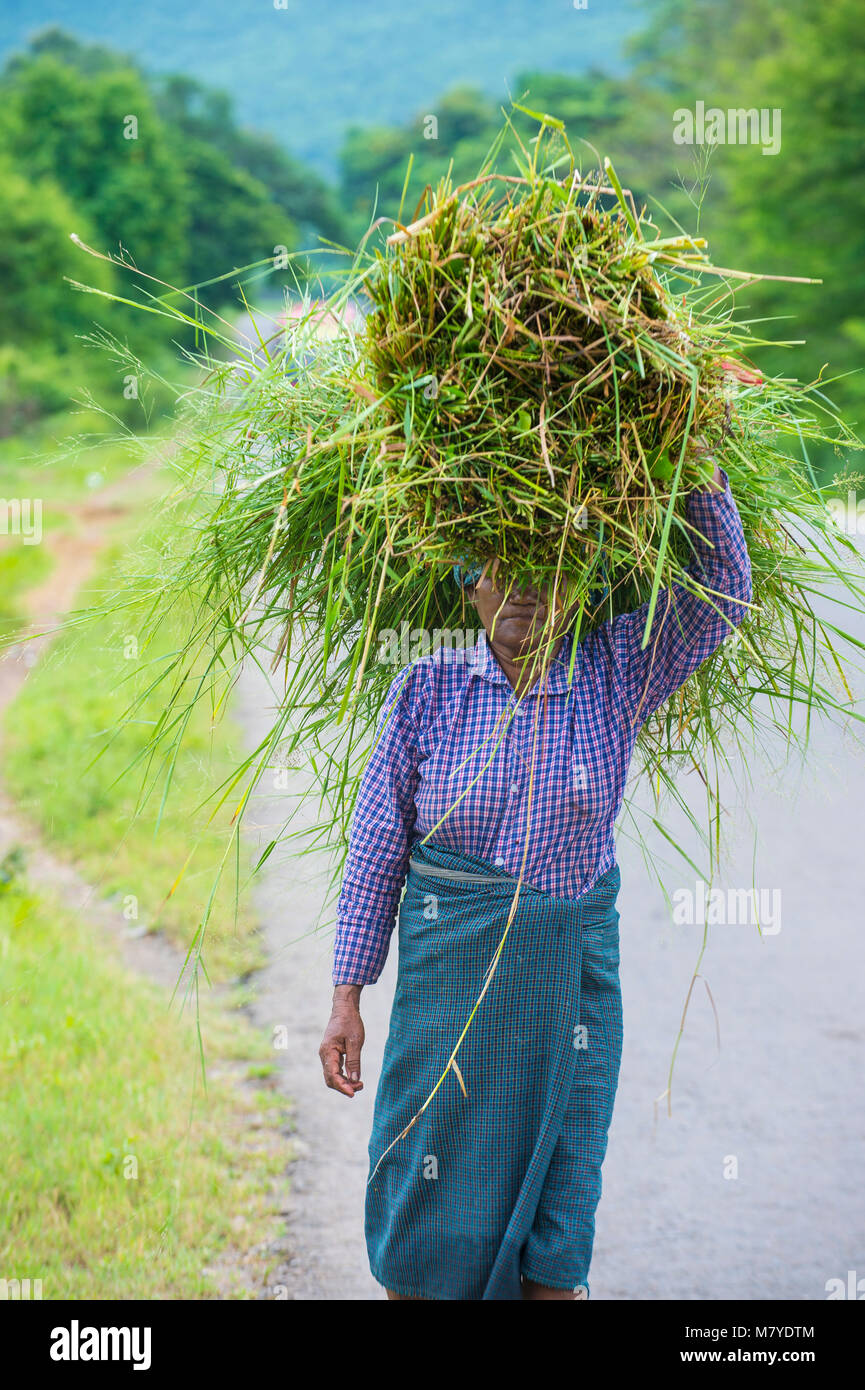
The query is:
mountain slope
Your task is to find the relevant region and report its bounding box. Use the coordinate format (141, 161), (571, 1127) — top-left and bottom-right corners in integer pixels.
(0, 0), (637, 171)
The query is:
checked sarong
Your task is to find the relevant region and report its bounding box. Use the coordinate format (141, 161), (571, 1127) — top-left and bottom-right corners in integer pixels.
(365, 837), (623, 1300)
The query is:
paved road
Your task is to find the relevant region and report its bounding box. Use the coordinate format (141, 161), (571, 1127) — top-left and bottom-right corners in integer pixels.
(237, 666), (390, 1299)
(238, 580), (865, 1301)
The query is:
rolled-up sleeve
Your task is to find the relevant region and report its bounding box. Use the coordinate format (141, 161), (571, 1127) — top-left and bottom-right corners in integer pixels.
(332, 665), (421, 985)
(609, 468), (752, 724)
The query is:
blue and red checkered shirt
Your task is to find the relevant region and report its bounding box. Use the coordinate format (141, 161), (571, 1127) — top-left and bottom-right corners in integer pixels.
(332, 471), (752, 985)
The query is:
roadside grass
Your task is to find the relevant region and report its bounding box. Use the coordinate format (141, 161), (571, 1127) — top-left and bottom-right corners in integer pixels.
(0, 409), (158, 640)
(0, 873), (286, 1300)
(0, 542), (52, 638)
(0, 407), (144, 500)
(0, 392), (290, 1301)
(2, 490), (264, 981)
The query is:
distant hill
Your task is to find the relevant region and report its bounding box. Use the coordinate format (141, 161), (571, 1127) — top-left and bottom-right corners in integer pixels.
(0, 0), (638, 173)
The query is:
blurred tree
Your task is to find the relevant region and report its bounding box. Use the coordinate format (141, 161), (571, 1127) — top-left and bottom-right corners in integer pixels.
(511, 69), (631, 141)
(1, 14), (859, 454)
(4, 26), (133, 79)
(629, 0), (865, 444)
(338, 73), (639, 227)
(0, 33), (346, 310)
(156, 74), (350, 249)
(0, 49), (190, 285)
(0, 157), (120, 433)
(177, 141), (295, 297)
(0, 158), (112, 341)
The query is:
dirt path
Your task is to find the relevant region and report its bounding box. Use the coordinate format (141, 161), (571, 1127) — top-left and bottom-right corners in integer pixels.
(237, 576), (865, 1301)
(235, 663), (391, 1299)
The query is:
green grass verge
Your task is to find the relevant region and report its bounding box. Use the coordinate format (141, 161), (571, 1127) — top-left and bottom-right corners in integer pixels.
(0, 541), (52, 637)
(0, 407), (143, 500)
(0, 873), (285, 1300)
(0, 410), (157, 640)
(2, 469), (263, 982)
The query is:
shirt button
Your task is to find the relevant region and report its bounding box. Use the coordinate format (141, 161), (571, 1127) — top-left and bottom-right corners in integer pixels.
(510, 783), (519, 793)
(494, 856), (505, 867)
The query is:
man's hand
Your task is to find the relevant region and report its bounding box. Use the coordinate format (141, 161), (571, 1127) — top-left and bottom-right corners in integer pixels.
(319, 984), (365, 1097)
(699, 459), (725, 493)
(687, 435), (725, 493)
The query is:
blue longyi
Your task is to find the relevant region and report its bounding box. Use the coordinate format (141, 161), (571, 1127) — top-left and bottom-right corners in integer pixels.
(365, 837), (623, 1300)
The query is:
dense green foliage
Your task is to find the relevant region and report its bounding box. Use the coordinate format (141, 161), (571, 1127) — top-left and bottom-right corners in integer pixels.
(0, 31), (350, 434)
(625, 0), (865, 435)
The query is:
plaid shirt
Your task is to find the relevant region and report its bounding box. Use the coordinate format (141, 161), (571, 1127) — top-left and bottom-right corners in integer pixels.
(333, 472), (751, 985)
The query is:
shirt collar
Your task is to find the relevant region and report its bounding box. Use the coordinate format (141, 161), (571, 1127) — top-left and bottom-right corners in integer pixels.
(468, 626), (579, 694)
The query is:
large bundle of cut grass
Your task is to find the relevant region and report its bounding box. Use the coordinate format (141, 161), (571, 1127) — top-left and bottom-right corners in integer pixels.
(66, 117), (864, 952)
(363, 165), (725, 602)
